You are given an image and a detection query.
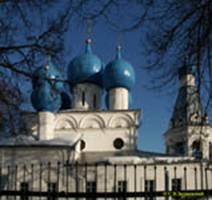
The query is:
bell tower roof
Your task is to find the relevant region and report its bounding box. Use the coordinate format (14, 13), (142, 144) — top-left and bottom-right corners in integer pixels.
(170, 64), (206, 128)
(178, 63), (194, 79)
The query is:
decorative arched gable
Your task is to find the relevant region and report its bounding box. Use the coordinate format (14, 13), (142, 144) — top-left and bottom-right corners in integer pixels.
(79, 114), (106, 129)
(108, 114), (134, 128)
(55, 116), (78, 130)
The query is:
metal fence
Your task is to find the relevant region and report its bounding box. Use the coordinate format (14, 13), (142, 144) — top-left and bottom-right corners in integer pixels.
(0, 161), (212, 199)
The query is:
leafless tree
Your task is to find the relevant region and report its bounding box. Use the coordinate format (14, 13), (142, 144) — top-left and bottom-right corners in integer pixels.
(0, 0), (72, 135)
(0, 0), (151, 129)
(0, 0), (124, 135)
(2, 0), (211, 134)
(139, 0), (212, 115)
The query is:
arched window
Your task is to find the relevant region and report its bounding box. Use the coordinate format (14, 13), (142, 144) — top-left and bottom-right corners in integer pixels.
(80, 140), (86, 151)
(192, 140), (202, 159)
(82, 92), (85, 106)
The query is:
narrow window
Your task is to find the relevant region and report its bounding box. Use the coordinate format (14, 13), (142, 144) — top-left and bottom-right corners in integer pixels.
(209, 142), (212, 159)
(172, 178), (181, 191)
(47, 183), (57, 200)
(93, 94), (97, 109)
(171, 178), (182, 200)
(82, 92), (85, 106)
(192, 140), (202, 159)
(145, 180), (155, 200)
(117, 181), (127, 200)
(20, 182), (29, 200)
(86, 181), (96, 200)
(80, 140), (86, 151)
(164, 170), (169, 191)
(0, 175), (8, 190)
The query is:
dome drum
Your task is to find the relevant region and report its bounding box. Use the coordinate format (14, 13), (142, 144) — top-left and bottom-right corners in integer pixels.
(103, 46), (135, 110)
(72, 83), (102, 110)
(106, 88), (130, 110)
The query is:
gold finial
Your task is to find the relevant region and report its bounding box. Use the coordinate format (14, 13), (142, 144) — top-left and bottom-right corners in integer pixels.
(86, 38), (92, 44)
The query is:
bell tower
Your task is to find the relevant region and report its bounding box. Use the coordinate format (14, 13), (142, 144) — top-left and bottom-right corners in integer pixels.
(164, 62), (212, 159)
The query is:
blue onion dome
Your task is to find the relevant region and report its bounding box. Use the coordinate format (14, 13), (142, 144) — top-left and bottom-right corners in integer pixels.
(103, 46), (135, 90)
(60, 92), (71, 110)
(31, 81), (61, 112)
(68, 39), (103, 87)
(32, 57), (64, 92)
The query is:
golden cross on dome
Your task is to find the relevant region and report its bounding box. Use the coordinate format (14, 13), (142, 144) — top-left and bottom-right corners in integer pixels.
(86, 18), (93, 40)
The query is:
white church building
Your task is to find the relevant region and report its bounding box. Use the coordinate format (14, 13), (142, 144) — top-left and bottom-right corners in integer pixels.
(0, 38), (212, 199)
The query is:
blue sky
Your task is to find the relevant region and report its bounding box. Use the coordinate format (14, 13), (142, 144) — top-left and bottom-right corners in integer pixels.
(64, 19), (179, 153)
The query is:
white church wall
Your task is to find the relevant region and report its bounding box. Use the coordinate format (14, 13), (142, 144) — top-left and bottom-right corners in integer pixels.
(0, 147), (76, 166)
(22, 110), (140, 152)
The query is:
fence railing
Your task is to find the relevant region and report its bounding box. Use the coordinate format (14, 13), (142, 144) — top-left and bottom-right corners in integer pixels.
(0, 161), (212, 199)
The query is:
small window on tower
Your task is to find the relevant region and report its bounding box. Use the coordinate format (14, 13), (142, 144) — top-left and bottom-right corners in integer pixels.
(175, 142), (185, 155)
(192, 140), (202, 159)
(82, 92), (85, 106)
